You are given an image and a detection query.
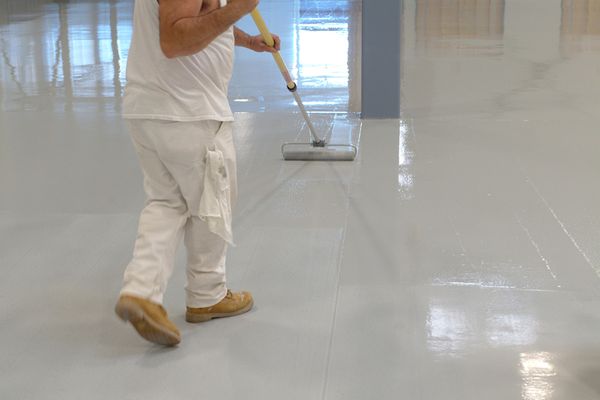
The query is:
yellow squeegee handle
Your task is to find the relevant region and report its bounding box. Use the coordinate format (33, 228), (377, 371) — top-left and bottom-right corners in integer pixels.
(250, 9), (296, 91)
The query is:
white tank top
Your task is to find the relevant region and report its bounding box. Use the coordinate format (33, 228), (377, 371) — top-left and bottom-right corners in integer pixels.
(123, 0), (234, 121)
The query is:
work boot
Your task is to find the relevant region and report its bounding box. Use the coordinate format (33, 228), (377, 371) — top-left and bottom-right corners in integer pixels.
(186, 290), (254, 323)
(115, 295), (181, 346)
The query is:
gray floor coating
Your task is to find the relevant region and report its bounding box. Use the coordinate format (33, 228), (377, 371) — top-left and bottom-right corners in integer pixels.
(2, 0), (600, 399)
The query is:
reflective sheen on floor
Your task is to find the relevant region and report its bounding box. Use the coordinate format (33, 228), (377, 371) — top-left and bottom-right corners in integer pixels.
(2, 0), (600, 399)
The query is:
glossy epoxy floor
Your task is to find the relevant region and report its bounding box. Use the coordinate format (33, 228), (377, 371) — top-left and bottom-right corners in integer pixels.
(1, 0), (600, 399)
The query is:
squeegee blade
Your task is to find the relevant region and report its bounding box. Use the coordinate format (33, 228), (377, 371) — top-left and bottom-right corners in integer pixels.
(282, 144), (357, 161)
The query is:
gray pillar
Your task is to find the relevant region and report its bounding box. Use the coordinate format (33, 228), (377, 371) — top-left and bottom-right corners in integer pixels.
(361, 0), (402, 119)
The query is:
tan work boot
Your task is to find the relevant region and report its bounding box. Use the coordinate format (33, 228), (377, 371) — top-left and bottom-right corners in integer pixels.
(115, 295), (181, 346)
(186, 290), (254, 323)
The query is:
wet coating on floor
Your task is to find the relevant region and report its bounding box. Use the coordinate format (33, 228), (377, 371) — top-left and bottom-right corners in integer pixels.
(1, 0), (600, 399)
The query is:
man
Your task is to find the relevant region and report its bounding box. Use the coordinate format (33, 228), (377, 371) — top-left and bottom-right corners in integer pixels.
(114, 0), (280, 346)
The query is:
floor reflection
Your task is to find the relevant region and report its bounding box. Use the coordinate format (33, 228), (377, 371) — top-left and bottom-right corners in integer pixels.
(520, 352), (556, 400)
(0, 0), (359, 114)
(398, 120), (415, 199)
(0, 0), (131, 113)
(562, 0), (600, 35)
(415, 0), (505, 55)
(295, 0), (360, 112)
(561, 0), (600, 54)
(427, 304), (472, 357)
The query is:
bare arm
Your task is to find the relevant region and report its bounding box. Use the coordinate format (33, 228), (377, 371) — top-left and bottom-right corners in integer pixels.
(233, 26), (252, 48)
(159, 0), (258, 58)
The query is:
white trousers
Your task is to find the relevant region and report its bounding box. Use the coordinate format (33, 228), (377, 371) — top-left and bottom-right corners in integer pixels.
(120, 119), (237, 308)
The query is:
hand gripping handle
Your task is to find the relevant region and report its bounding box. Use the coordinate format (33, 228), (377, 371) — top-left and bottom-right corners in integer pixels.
(250, 9), (296, 91)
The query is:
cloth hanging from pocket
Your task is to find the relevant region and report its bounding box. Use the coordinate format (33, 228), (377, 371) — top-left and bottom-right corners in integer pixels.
(198, 146), (234, 245)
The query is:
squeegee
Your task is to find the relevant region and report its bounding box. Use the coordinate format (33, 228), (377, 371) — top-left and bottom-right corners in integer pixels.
(250, 9), (357, 161)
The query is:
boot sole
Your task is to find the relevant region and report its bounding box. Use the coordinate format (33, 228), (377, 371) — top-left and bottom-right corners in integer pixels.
(185, 299), (254, 323)
(115, 298), (181, 346)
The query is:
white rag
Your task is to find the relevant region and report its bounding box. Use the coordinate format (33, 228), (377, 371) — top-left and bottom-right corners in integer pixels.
(198, 146), (234, 245)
